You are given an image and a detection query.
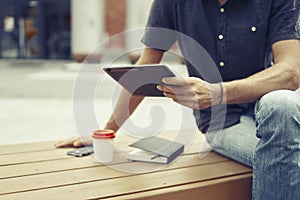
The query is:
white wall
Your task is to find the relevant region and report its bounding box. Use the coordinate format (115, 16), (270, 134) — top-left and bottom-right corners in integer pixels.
(71, 0), (105, 56)
(126, 0), (154, 52)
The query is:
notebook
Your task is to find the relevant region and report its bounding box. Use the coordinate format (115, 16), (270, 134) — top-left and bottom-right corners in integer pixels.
(127, 136), (184, 164)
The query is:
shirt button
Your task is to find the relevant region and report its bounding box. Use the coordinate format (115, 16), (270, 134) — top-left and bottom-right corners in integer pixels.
(219, 62), (225, 67)
(251, 26), (257, 32)
(218, 34), (224, 40)
(220, 8), (225, 13)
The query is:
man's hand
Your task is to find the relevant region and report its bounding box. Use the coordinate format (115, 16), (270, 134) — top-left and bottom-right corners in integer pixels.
(55, 137), (92, 148)
(157, 77), (223, 110)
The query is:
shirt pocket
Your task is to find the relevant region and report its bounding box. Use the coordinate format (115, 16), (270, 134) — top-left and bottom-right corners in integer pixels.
(227, 24), (268, 42)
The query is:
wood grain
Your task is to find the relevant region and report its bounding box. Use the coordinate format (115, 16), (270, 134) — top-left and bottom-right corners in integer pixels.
(0, 161), (251, 199)
(0, 131), (252, 200)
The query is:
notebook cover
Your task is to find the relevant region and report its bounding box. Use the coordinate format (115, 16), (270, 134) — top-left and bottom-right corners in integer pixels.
(129, 137), (184, 163)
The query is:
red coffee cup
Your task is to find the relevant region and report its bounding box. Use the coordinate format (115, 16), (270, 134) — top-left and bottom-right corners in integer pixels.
(92, 129), (115, 163)
(92, 129), (115, 139)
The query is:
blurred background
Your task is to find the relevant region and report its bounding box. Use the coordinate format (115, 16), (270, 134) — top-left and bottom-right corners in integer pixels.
(0, 0), (154, 60)
(0, 0), (197, 145)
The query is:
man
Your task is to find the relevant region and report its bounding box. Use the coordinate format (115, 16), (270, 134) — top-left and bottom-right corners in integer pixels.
(57, 0), (300, 199)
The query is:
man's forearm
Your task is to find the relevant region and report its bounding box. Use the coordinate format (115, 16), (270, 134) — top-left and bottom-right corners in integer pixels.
(105, 89), (144, 132)
(223, 63), (299, 104)
(104, 48), (164, 132)
(222, 40), (300, 104)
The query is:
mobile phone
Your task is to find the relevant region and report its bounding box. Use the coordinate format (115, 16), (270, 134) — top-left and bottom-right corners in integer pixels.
(67, 146), (94, 157)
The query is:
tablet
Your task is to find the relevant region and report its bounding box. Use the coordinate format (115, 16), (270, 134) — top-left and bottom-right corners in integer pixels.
(103, 64), (176, 96)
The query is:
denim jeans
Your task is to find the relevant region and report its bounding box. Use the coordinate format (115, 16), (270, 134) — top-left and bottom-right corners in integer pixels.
(206, 90), (300, 200)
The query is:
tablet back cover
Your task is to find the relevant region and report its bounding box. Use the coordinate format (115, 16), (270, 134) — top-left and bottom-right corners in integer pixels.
(104, 65), (175, 96)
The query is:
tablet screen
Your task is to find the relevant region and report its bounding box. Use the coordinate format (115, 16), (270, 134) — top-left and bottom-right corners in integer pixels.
(103, 64), (175, 96)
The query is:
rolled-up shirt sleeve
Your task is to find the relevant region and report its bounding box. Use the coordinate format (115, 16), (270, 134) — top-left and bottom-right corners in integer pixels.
(141, 0), (177, 51)
(268, 0), (300, 45)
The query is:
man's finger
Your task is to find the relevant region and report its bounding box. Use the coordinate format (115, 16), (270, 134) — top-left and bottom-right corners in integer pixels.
(55, 137), (92, 148)
(162, 77), (190, 86)
(78, 138), (93, 146)
(172, 98), (196, 109)
(163, 92), (178, 101)
(157, 85), (194, 95)
(73, 140), (84, 147)
(55, 138), (77, 148)
(164, 92), (197, 103)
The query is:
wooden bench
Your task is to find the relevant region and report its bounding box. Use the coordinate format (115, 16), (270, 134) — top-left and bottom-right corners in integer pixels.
(0, 132), (252, 200)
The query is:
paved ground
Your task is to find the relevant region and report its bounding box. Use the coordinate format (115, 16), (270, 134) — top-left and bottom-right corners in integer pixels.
(0, 56), (200, 145)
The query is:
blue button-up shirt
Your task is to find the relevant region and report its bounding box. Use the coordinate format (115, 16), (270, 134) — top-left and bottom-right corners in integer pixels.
(142, 0), (300, 132)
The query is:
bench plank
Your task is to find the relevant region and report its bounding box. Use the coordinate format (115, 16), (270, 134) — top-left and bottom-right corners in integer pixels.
(0, 137), (206, 167)
(106, 174), (252, 200)
(0, 153), (233, 195)
(0, 129), (203, 155)
(0, 132), (252, 200)
(0, 161), (251, 200)
(0, 141), (57, 155)
(0, 151), (227, 179)
(0, 148), (73, 166)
